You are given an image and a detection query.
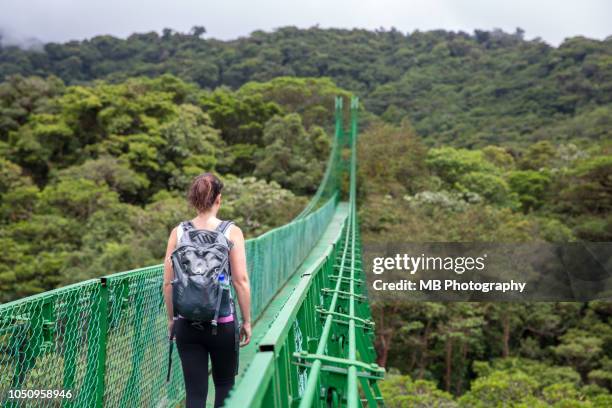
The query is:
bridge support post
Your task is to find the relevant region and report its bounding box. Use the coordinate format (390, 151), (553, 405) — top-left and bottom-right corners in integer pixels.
(94, 277), (109, 406)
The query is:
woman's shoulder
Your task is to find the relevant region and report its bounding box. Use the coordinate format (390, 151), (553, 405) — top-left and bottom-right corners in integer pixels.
(225, 220), (240, 230)
(227, 223), (244, 242)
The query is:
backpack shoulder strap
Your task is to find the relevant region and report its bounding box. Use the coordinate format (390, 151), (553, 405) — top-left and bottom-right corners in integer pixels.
(216, 221), (235, 249)
(216, 220), (234, 235)
(176, 223), (183, 242)
(178, 221), (194, 244)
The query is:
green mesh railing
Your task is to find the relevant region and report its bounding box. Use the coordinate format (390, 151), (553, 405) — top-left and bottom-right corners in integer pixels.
(245, 195), (337, 319)
(0, 280), (111, 407)
(0, 100), (346, 407)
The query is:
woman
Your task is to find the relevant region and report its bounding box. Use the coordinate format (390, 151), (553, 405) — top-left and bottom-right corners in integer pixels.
(163, 173), (252, 408)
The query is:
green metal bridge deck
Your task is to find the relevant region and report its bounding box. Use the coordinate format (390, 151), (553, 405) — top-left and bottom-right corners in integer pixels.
(0, 96), (384, 407)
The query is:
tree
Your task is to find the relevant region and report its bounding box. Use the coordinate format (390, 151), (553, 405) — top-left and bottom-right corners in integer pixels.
(190, 26), (206, 38)
(358, 122), (429, 197)
(254, 113), (329, 194)
(456, 172), (512, 205)
(158, 103), (225, 191)
(0, 75), (65, 140)
(379, 374), (457, 407)
(554, 329), (603, 380)
(481, 146), (515, 169)
(219, 176), (306, 236)
(458, 371), (539, 407)
(507, 170), (551, 212)
(519, 141), (557, 170)
(0, 157), (31, 194)
(53, 155), (149, 202)
(200, 88), (282, 146)
(237, 76), (351, 130)
(426, 148), (496, 186)
(560, 155), (612, 214)
(436, 304), (484, 394)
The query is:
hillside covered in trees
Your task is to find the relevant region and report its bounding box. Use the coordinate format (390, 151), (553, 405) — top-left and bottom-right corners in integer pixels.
(1, 26), (611, 406)
(2, 26), (611, 147)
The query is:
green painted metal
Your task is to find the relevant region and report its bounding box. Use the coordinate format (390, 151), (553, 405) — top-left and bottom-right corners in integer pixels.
(0, 280), (106, 407)
(0, 96), (383, 407)
(295, 97), (344, 220)
(95, 279), (109, 407)
(225, 97), (384, 407)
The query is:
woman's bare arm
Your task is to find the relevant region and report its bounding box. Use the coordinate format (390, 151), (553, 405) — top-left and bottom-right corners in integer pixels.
(163, 227), (178, 331)
(229, 226), (251, 345)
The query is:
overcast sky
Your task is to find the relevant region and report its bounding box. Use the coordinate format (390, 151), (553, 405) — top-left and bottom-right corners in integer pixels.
(1, 0), (610, 47)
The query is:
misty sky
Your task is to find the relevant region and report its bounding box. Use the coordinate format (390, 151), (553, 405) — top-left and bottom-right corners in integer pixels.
(1, 0), (610, 47)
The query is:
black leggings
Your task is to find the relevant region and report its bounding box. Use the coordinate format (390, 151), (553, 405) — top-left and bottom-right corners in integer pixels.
(175, 318), (239, 408)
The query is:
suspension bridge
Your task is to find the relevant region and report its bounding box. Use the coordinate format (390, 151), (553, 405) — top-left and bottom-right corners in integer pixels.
(0, 96), (384, 407)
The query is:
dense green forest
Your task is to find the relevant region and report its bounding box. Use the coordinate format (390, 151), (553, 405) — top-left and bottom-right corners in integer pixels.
(2, 26), (611, 147)
(358, 123), (611, 406)
(1, 26), (611, 405)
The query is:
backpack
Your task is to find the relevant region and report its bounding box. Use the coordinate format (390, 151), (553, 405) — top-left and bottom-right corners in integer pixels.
(170, 220), (234, 332)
